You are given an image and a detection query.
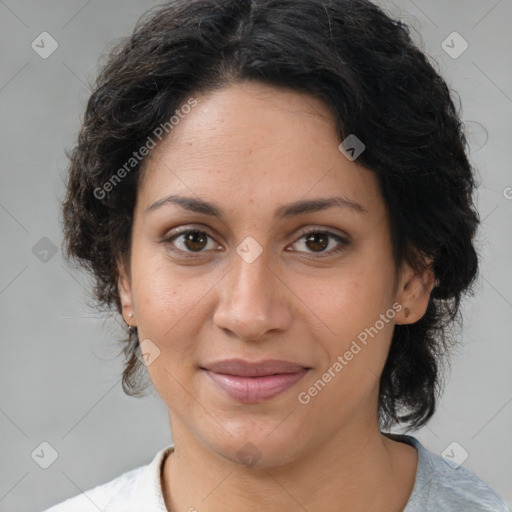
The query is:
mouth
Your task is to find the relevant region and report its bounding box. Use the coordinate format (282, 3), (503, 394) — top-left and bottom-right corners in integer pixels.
(200, 358), (311, 404)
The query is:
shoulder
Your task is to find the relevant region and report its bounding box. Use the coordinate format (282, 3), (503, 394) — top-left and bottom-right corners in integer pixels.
(396, 434), (512, 512)
(41, 445), (173, 512)
(42, 466), (143, 512)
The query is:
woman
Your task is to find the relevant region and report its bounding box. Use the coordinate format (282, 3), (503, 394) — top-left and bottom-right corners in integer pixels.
(44, 0), (511, 510)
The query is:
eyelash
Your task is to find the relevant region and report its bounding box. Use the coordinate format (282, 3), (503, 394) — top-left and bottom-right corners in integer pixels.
(162, 227), (350, 259)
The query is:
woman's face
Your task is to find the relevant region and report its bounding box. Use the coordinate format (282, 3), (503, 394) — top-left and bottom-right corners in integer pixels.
(119, 81), (430, 467)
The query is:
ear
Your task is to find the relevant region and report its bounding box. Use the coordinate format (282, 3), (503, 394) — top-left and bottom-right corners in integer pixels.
(118, 259), (136, 327)
(394, 257), (436, 325)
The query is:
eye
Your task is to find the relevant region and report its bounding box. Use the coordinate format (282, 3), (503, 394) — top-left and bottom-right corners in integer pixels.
(163, 229), (221, 256)
(288, 229), (349, 257)
(162, 227), (350, 258)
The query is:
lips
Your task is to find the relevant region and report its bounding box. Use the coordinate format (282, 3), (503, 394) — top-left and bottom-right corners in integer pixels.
(200, 358), (311, 403)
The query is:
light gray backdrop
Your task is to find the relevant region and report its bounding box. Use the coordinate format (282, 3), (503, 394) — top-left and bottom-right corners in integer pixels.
(1, 1), (511, 510)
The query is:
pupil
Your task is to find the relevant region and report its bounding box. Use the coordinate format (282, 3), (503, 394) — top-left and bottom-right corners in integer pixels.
(306, 233), (328, 252)
(185, 231), (207, 251)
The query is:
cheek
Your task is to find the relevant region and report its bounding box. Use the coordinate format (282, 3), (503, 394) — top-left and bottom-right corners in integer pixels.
(296, 306), (395, 427)
(302, 260), (395, 343)
(129, 251), (211, 384)
(296, 255), (396, 395)
(131, 245), (210, 336)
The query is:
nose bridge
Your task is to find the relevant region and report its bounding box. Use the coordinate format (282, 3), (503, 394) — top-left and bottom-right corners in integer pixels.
(213, 244), (290, 340)
(232, 246), (272, 299)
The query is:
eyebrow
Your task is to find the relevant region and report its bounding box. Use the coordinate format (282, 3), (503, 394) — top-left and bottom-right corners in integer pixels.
(145, 194), (368, 219)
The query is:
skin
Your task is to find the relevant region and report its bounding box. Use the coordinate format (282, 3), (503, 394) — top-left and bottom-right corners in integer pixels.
(118, 81), (436, 512)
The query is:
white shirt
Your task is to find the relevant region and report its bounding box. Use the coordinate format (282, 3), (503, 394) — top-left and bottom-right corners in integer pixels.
(43, 434), (511, 511)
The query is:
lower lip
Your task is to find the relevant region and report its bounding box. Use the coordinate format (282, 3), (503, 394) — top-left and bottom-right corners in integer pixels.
(203, 369), (309, 403)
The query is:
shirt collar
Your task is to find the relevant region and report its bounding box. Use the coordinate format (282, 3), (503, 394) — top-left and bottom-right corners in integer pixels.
(127, 444), (174, 511)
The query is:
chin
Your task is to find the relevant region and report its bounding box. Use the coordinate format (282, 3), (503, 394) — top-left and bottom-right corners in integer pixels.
(206, 427), (306, 470)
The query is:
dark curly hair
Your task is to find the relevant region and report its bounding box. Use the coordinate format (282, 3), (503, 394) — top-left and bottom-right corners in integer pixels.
(61, 0), (480, 431)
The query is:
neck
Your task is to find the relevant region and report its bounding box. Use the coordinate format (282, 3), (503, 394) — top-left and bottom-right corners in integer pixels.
(161, 415), (417, 512)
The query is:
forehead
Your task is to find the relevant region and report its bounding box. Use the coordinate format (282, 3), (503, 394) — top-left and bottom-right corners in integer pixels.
(136, 81), (383, 220)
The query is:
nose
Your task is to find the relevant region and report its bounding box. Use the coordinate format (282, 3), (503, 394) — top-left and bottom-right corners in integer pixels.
(213, 248), (292, 342)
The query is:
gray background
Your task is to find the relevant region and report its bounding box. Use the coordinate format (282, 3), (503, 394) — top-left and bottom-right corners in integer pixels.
(1, 0), (511, 510)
